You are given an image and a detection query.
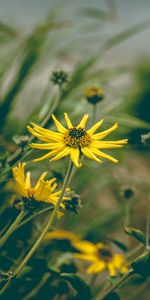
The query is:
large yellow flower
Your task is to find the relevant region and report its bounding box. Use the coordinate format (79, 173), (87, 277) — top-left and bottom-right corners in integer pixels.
(12, 162), (70, 211)
(72, 240), (128, 277)
(27, 113), (128, 168)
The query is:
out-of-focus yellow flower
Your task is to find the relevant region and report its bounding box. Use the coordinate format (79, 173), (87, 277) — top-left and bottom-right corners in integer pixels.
(84, 86), (104, 104)
(12, 163), (70, 216)
(44, 229), (80, 242)
(27, 113), (128, 168)
(73, 240), (128, 276)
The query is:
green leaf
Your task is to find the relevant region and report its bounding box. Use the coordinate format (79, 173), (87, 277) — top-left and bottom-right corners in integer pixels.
(132, 250), (150, 277)
(103, 292), (121, 300)
(124, 227), (146, 244)
(112, 239), (128, 252)
(109, 114), (150, 129)
(61, 273), (92, 300)
(103, 19), (150, 52)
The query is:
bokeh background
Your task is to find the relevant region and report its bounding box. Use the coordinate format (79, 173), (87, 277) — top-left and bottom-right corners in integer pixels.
(0, 0), (150, 299)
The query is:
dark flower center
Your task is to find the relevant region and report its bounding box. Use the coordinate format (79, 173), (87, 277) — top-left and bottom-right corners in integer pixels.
(97, 247), (113, 262)
(64, 127), (91, 148)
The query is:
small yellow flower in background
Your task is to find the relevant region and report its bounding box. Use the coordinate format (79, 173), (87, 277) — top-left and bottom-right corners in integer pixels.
(72, 240), (128, 277)
(84, 86), (104, 104)
(12, 162), (70, 215)
(27, 113), (128, 168)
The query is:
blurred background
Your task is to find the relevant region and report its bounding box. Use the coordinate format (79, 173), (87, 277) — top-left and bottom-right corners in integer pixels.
(0, 0), (150, 299)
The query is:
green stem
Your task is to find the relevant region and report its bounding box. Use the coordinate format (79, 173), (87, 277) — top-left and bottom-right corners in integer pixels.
(16, 207), (53, 231)
(92, 103), (98, 124)
(0, 210), (26, 248)
(145, 195), (150, 249)
(124, 201), (130, 227)
(98, 269), (134, 300)
(0, 160), (74, 296)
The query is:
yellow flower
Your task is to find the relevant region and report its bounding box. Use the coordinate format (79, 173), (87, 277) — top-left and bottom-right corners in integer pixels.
(12, 162), (70, 214)
(84, 86), (104, 104)
(72, 240), (128, 276)
(27, 113), (128, 168)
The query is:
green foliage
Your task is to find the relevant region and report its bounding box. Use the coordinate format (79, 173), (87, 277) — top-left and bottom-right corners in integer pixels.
(124, 227), (146, 244)
(132, 250), (150, 277)
(61, 273), (92, 300)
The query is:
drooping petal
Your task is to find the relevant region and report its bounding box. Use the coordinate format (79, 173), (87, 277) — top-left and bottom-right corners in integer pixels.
(81, 147), (102, 163)
(91, 139), (128, 149)
(50, 147), (71, 161)
(30, 142), (64, 150)
(87, 119), (104, 135)
(32, 149), (60, 162)
(107, 263), (117, 277)
(52, 114), (67, 133)
(27, 124), (63, 142)
(64, 113), (73, 129)
(89, 147), (118, 163)
(70, 148), (81, 168)
(92, 123), (118, 139)
(77, 114), (89, 129)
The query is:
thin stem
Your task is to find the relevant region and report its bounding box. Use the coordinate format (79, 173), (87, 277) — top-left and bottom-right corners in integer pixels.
(145, 194), (150, 249)
(0, 160), (74, 296)
(15, 207), (53, 231)
(0, 210), (26, 248)
(98, 269), (134, 300)
(124, 201), (131, 227)
(92, 103), (98, 124)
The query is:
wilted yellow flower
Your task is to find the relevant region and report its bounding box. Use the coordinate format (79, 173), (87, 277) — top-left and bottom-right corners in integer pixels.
(73, 240), (128, 276)
(84, 86), (104, 104)
(12, 162), (70, 214)
(27, 113), (127, 168)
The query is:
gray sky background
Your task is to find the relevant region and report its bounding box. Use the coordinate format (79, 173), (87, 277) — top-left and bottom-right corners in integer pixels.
(0, 0), (150, 65)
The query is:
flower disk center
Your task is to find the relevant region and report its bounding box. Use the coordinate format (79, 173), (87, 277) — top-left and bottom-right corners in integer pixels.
(97, 248), (113, 262)
(64, 127), (91, 148)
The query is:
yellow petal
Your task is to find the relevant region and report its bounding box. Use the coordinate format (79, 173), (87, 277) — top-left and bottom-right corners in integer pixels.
(108, 263), (117, 277)
(87, 261), (106, 274)
(52, 114), (67, 133)
(87, 119), (104, 135)
(91, 140), (128, 149)
(77, 114), (89, 129)
(30, 142), (64, 150)
(81, 147), (102, 163)
(72, 240), (97, 254)
(70, 148), (81, 168)
(89, 147), (118, 163)
(64, 113), (73, 129)
(50, 147), (71, 161)
(32, 149), (60, 162)
(25, 172), (31, 189)
(93, 123), (118, 139)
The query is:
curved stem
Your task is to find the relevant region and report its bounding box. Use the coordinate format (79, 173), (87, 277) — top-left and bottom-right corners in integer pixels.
(98, 269), (134, 300)
(0, 160), (74, 296)
(0, 210), (26, 248)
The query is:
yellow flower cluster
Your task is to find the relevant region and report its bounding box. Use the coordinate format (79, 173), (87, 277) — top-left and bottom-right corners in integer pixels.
(13, 162), (70, 217)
